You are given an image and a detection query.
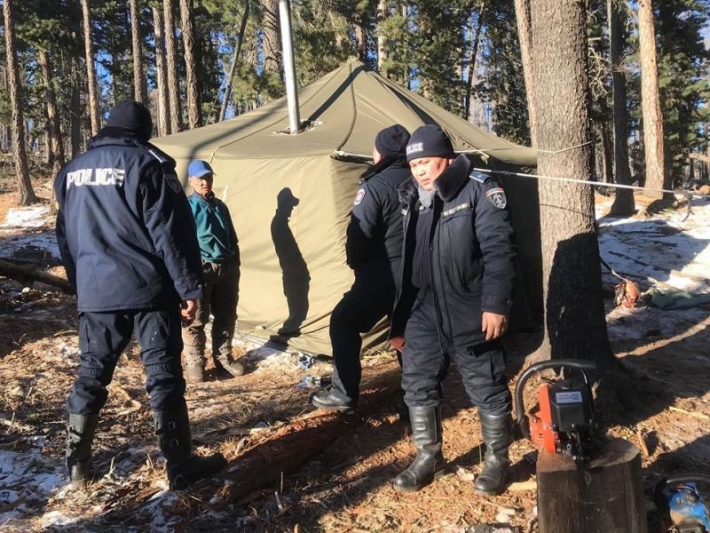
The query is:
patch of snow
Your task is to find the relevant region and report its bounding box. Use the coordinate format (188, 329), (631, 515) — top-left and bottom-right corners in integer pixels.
(2, 206), (52, 228)
(0, 230), (60, 262)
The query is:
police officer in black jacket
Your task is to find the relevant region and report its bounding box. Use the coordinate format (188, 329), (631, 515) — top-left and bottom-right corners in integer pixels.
(389, 125), (516, 495)
(310, 125), (411, 413)
(55, 100), (226, 490)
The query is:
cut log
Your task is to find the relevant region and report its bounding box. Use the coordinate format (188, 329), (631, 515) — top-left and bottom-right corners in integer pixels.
(0, 258), (73, 293)
(207, 365), (402, 506)
(537, 438), (647, 533)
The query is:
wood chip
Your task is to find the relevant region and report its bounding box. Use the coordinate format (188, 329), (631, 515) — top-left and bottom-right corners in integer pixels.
(507, 480), (537, 491)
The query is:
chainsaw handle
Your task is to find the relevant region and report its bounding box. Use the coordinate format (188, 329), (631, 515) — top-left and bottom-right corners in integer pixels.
(514, 359), (597, 434)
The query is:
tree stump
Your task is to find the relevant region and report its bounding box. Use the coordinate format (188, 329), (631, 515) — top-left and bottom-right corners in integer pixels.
(537, 438), (647, 533)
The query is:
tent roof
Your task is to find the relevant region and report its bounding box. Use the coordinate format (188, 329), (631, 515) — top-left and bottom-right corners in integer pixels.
(155, 59), (536, 167)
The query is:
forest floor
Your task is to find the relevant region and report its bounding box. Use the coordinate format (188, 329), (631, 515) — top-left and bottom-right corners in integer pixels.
(0, 178), (709, 532)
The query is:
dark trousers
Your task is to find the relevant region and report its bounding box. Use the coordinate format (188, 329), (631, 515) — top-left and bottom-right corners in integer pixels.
(329, 269), (396, 404)
(67, 307), (186, 415)
(401, 300), (512, 416)
(182, 259), (240, 358)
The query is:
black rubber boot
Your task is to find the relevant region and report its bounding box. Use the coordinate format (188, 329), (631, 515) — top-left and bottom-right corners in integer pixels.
(66, 413), (100, 488)
(474, 412), (513, 495)
(393, 406), (446, 492)
(310, 387), (356, 414)
(153, 405), (227, 490)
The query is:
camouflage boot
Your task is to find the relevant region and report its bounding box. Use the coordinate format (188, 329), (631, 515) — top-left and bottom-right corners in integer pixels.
(182, 344), (205, 383)
(212, 326), (244, 378)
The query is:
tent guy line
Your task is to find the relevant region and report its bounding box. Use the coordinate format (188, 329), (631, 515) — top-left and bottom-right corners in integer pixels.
(473, 168), (710, 201)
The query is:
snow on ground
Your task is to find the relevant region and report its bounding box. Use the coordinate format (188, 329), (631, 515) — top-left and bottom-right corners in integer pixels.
(597, 195), (710, 348)
(0, 207), (59, 264)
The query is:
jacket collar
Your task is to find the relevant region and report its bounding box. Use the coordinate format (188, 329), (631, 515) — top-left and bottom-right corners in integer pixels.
(398, 154), (472, 206)
(433, 154), (471, 202)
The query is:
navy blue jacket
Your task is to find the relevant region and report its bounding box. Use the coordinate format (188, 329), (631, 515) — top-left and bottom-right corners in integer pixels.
(346, 158), (411, 278)
(54, 133), (204, 312)
(390, 155), (517, 350)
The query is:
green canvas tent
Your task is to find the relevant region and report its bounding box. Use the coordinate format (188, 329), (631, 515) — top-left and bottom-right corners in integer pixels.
(153, 59), (541, 355)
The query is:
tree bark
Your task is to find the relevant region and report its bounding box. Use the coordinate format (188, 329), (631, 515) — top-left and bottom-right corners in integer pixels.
(464, 3), (485, 122)
(153, 6), (170, 136)
(529, 0), (612, 365)
(260, 0), (280, 74)
(164, 0), (183, 133)
(219, 1), (250, 122)
(637, 0), (666, 198)
(376, 0), (388, 76)
(3, 0), (37, 206)
(130, 0), (147, 103)
(70, 56), (82, 157)
(180, 0), (200, 128)
(81, 0), (101, 136)
(514, 0), (537, 146)
(38, 49), (65, 179)
(608, 0), (635, 216)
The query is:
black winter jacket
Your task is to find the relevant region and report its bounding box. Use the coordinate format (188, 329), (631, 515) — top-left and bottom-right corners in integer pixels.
(390, 155), (516, 350)
(345, 158), (411, 277)
(54, 133), (204, 312)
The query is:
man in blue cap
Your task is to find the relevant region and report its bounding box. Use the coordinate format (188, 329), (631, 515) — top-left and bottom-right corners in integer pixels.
(182, 159), (244, 382)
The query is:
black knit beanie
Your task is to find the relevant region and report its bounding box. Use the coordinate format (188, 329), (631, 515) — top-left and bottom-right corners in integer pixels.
(406, 124), (454, 162)
(374, 124), (410, 158)
(105, 100), (153, 142)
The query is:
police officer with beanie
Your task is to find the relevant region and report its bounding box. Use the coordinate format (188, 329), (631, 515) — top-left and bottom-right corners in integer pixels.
(182, 159), (244, 382)
(311, 124), (411, 413)
(55, 100), (226, 490)
(389, 124), (516, 495)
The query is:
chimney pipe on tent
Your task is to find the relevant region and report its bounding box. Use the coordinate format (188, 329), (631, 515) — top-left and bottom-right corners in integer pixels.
(279, 0), (300, 134)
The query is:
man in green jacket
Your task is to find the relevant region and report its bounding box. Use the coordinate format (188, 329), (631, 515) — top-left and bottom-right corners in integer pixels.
(182, 160), (244, 382)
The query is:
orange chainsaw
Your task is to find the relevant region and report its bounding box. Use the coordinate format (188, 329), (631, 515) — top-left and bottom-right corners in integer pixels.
(515, 359), (598, 462)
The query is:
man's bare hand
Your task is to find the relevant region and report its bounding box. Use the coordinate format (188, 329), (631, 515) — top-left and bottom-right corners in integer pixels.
(180, 299), (197, 324)
(482, 312), (508, 341)
(389, 336), (405, 352)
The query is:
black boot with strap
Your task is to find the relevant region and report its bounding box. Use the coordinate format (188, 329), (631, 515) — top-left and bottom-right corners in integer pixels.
(393, 405), (446, 492)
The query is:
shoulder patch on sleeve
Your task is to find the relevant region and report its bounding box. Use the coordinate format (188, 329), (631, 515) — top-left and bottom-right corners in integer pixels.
(485, 187), (507, 209)
(354, 188), (367, 206)
(165, 173), (183, 194)
(469, 170), (491, 183)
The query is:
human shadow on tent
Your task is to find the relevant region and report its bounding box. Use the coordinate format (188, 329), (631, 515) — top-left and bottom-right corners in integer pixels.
(270, 188), (310, 342)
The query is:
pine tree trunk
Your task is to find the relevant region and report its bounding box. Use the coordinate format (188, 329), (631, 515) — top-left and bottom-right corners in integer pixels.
(464, 4), (485, 121)
(81, 0), (101, 136)
(530, 0), (612, 365)
(354, 24), (367, 62)
(600, 122), (613, 184)
(220, 0), (250, 122)
(69, 56), (82, 157)
(164, 0), (183, 132)
(153, 6), (170, 136)
(130, 0), (147, 103)
(637, 0), (666, 198)
(179, 0), (200, 128)
(261, 0), (280, 74)
(3, 0), (37, 206)
(514, 0), (537, 146)
(608, 0), (635, 215)
(38, 49), (65, 178)
(377, 0), (388, 75)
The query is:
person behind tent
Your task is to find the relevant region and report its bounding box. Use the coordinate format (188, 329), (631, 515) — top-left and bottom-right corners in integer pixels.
(389, 124), (517, 496)
(55, 100), (226, 491)
(181, 159), (244, 382)
(310, 124), (411, 414)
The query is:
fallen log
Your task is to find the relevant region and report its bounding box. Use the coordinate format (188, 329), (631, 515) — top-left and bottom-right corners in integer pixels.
(199, 364), (402, 506)
(0, 258), (73, 293)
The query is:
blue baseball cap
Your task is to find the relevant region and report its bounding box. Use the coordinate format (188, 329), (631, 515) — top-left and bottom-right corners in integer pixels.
(188, 159), (215, 179)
